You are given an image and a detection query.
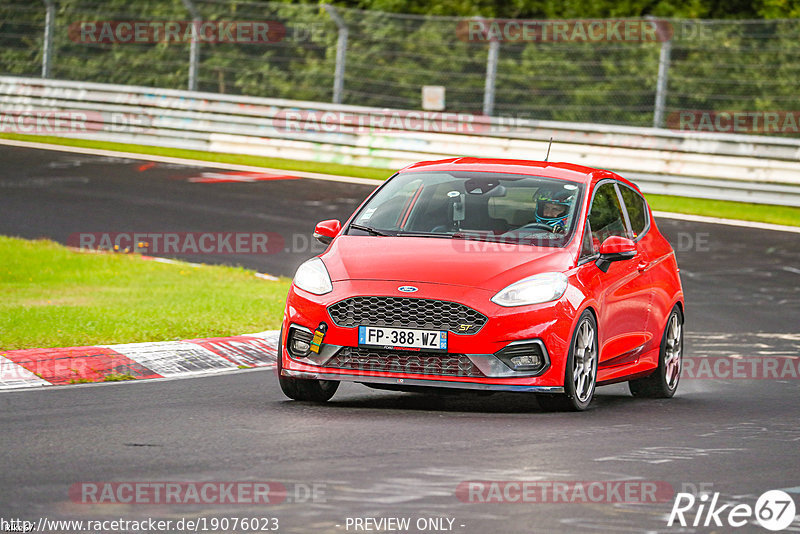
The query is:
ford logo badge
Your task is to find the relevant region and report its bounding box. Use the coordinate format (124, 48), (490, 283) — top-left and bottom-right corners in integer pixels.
(398, 286), (418, 293)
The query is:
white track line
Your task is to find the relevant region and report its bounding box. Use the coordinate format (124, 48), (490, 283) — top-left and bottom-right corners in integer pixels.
(0, 138), (382, 186)
(653, 211), (800, 234)
(2, 137), (798, 233)
(0, 366), (275, 394)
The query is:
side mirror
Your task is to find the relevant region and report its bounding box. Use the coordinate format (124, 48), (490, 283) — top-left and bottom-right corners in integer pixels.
(595, 236), (636, 273)
(313, 219), (341, 245)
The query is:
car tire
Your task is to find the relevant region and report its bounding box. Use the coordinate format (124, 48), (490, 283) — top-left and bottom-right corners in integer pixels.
(537, 310), (598, 412)
(629, 306), (683, 399)
(277, 329), (340, 402)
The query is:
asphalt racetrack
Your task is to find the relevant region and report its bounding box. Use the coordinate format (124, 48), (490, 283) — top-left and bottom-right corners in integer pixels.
(1, 144), (799, 533)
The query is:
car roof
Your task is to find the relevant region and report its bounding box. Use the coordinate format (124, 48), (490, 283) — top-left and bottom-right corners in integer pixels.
(398, 157), (641, 192)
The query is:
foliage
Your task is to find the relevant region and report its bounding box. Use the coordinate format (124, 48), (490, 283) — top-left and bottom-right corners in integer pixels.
(2, 0), (800, 126)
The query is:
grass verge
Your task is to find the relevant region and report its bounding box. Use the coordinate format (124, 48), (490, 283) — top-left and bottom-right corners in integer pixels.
(645, 194), (800, 227)
(2, 133), (799, 227)
(0, 236), (291, 351)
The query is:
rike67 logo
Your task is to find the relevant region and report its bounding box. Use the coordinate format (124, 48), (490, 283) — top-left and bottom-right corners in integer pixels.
(668, 490), (796, 531)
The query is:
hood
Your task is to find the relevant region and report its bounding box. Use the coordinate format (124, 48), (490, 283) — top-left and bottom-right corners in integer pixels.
(321, 236), (574, 292)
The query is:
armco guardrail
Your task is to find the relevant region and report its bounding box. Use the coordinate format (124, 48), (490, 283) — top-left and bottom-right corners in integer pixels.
(2, 76), (800, 206)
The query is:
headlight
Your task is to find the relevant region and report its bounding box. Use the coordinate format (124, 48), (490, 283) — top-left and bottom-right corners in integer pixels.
(491, 272), (568, 307)
(293, 257), (333, 295)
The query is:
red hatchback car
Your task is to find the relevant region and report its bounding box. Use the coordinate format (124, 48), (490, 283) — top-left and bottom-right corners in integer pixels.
(278, 158), (684, 411)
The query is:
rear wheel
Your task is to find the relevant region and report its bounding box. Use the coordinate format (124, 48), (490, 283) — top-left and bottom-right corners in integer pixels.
(537, 311), (598, 412)
(277, 330), (339, 402)
(629, 306), (683, 398)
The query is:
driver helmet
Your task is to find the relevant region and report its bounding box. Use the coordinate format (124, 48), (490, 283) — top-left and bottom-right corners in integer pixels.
(535, 189), (573, 232)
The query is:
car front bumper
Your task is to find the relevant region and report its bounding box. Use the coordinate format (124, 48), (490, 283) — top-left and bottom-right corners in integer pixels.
(281, 279), (580, 389)
(281, 368), (565, 393)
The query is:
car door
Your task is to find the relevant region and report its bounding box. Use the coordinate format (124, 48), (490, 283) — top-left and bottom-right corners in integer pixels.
(617, 182), (665, 353)
(586, 181), (654, 365)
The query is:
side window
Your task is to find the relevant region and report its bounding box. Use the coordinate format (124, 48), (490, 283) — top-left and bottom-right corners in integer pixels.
(588, 183), (628, 244)
(618, 185), (648, 239)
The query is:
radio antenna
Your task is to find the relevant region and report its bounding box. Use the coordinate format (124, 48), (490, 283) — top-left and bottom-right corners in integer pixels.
(544, 137), (553, 162)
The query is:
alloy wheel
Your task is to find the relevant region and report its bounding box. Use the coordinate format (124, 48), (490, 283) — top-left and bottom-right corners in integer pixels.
(572, 319), (597, 403)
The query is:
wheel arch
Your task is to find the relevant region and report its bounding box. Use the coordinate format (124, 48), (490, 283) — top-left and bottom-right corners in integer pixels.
(674, 299), (684, 319)
(667, 298), (685, 329)
(573, 302), (599, 341)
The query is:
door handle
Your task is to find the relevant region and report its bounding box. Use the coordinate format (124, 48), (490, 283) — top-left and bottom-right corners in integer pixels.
(637, 260), (652, 272)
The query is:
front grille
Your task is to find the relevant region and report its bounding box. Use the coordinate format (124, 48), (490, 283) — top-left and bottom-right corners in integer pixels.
(327, 297), (487, 333)
(326, 347), (484, 377)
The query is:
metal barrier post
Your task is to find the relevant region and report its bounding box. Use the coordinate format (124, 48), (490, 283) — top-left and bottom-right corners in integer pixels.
(41, 0), (55, 78)
(483, 39), (499, 116)
(323, 4), (348, 104)
(475, 16), (499, 117)
(653, 26), (672, 129)
(181, 0), (201, 91)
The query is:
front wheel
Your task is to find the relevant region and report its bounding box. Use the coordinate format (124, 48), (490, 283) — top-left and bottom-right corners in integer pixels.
(537, 311), (598, 412)
(628, 306), (683, 398)
(277, 331), (339, 402)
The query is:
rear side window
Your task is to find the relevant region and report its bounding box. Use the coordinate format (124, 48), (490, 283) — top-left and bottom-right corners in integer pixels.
(588, 183), (628, 244)
(619, 185), (648, 239)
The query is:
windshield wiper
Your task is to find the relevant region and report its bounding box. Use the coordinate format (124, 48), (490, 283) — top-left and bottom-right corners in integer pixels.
(441, 232), (523, 244)
(367, 229), (506, 241)
(396, 231), (489, 241)
(395, 231), (457, 239)
(349, 223), (393, 237)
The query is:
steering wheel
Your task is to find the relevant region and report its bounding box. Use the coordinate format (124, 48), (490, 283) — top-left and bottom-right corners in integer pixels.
(516, 222), (555, 232)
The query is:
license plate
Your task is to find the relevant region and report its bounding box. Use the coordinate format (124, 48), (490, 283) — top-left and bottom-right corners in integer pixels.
(358, 326), (447, 351)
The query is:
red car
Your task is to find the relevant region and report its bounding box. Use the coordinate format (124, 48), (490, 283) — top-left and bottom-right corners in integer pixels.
(278, 158), (684, 411)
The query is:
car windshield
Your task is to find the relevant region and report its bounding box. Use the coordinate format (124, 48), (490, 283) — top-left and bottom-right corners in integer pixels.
(348, 171), (584, 248)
